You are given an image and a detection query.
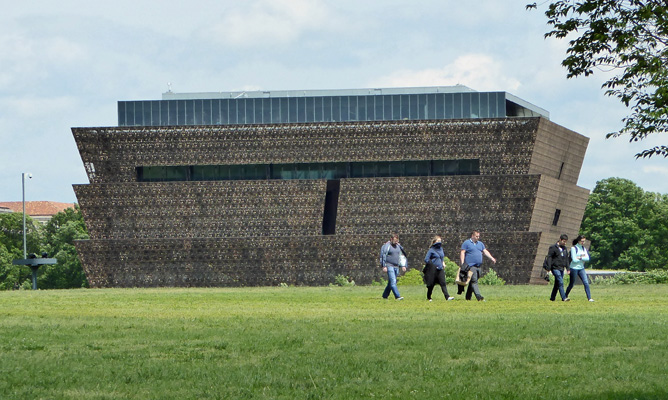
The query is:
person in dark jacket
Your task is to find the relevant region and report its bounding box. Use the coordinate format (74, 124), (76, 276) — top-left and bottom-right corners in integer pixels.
(546, 234), (570, 302)
(423, 235), (455, 302)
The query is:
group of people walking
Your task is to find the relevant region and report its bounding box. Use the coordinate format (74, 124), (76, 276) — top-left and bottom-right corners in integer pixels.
(545, 234), (594, 302)
(379, 231), (593, 302)
(379, 231), (496, 301)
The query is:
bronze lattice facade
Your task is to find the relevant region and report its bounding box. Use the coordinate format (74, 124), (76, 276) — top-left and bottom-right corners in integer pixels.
(73, 89), (589, 287)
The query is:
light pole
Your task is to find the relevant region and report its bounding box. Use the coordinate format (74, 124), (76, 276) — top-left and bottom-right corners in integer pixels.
(22, 172), (32, 259)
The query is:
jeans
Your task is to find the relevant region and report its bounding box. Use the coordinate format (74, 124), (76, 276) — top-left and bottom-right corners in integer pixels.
(565, 268), (591, 300)
(465, 266), (483, 300)
(382, 265), (401, 299)
(550, 269), (566, 301)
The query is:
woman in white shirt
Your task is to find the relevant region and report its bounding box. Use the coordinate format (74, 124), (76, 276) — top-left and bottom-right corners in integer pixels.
(565, 235), (594, 302)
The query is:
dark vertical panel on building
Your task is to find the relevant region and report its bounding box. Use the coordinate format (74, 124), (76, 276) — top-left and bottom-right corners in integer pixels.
(245, 99), (254, 124)
(159, 101), (169, 126)
(238, 99), (247, 124)
(409, 95), (418, 119)
(417, 94), (427, 119)
(288, 98), (298, 123)
(220, 99), (230, 125)
(168, 101), (178, 125)
(427, 94), (436, 119)
(305, 97), (315, 122)
(194, 100), (203, 125)
(453, 93), (462, 119)
(278, 98), (287, 123)
(260, 98), (269, 124)
(374, 95), (383, 120)
(435, 94), (445, 119)
(184, 100), (193, 125)
(314, 97), (323, 122)
(211, 100), (220, 124)
(462, 93), (472, 118)
(118, 102), (127, 126)
(255, 98), (264, 124)
(323, 96), (332, 121)
(479, 93), (489, 118)
(322, 180), (340, 235)
(469, 92), (479, 118)
(340, 96), (349, 121)
(126, 102), (136, 126)
(348, 96), (357, 121)
(177, 100), (186, 125)
(151, 101), (160, 126)
(142, 102), (152, 126)
(497, 93), (506, 117)
(357, 96), (367, 121)
(270, 98), (280, 123)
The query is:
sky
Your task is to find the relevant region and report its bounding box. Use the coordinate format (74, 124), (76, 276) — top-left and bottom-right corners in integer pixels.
(1, 0), (666, 204)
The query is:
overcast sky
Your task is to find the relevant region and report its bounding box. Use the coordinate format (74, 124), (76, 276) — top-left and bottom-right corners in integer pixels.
(1, 0), (666, 203)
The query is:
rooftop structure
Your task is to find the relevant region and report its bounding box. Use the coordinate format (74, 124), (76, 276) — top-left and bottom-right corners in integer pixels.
(0, 201), (76, 224)
(119, 86), (548, 127)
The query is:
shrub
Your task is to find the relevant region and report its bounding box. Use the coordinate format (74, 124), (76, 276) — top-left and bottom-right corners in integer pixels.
(331, 274), (355, 287)
(479, 268), (506, 285)
(371, 277), (387, 286)
(444, 257), (459, 285)
(593, 269), (668, 285)
(397, 268), (425, 286)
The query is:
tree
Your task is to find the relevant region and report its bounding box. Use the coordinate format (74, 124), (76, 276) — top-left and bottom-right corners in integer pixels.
(0, 206), (90, 290)
(528, 1), (668, 158)
(580, 177), (668, 270)
(0, 213), (42, 290)
(39, 205), (89, 289)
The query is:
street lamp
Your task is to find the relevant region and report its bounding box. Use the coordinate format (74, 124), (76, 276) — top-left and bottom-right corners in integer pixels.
(22, 172), (32, 259)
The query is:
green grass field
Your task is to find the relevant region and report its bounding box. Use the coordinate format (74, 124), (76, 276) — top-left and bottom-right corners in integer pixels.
(1, 285), (667, 399)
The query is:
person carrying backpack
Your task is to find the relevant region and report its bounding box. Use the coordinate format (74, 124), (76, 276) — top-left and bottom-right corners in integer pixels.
(545, 234), (570, 302)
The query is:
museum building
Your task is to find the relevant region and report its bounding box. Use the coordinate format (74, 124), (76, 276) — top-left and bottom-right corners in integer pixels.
(72, 86), (590, 287)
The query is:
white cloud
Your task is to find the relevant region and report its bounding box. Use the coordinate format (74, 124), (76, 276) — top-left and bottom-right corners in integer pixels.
(642, 166), (668, 175)
(205, 0), (337, 47)
(369, 54), (521, 91)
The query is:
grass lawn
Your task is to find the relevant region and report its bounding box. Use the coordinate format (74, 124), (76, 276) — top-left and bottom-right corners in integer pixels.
(1, 284), (667, 399)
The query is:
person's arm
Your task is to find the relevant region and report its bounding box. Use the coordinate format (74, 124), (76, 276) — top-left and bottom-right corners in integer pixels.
(483, 248), (496, 264)
(580, 247), (590, 262)
(424, 249), (432, 264)
(379, 243), (387, 270)
(460, 249), (466, 266)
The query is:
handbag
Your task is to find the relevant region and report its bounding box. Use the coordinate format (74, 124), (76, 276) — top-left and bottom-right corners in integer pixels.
(399, 253), (407, 268)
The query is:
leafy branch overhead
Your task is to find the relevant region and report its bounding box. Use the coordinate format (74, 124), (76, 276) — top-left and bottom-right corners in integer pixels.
(528, 0), (668, 158)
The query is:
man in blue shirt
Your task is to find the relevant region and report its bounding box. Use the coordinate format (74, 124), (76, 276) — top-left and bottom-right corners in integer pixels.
(459, 230), (496, 301)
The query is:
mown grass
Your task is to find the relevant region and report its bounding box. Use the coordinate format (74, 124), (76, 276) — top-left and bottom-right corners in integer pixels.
(1, 285), (667, 399)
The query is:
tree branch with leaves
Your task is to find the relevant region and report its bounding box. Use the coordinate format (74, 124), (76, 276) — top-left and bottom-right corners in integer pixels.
(528, 0), (668, 158)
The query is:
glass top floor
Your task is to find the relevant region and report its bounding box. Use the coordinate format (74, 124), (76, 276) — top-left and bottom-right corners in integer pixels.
(118, 86), (549, 127)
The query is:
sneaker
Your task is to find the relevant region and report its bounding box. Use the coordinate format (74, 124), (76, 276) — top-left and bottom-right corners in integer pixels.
(563, 298), (570, 302)
(396, 297), (404, 301)
(428, 298), (432, 302)
(477, 297), (485, 302)
(447, 297), (454, 301)
(589, 298), (595, 302)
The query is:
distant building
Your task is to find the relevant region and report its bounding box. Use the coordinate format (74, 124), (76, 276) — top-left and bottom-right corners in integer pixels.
(0, 201), (76, 224)
(72, 86), (589, 287)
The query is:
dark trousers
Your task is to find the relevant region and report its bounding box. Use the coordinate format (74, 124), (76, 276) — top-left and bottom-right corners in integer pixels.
(465, 266), (483, 300)
(427, 269), (450, 299)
